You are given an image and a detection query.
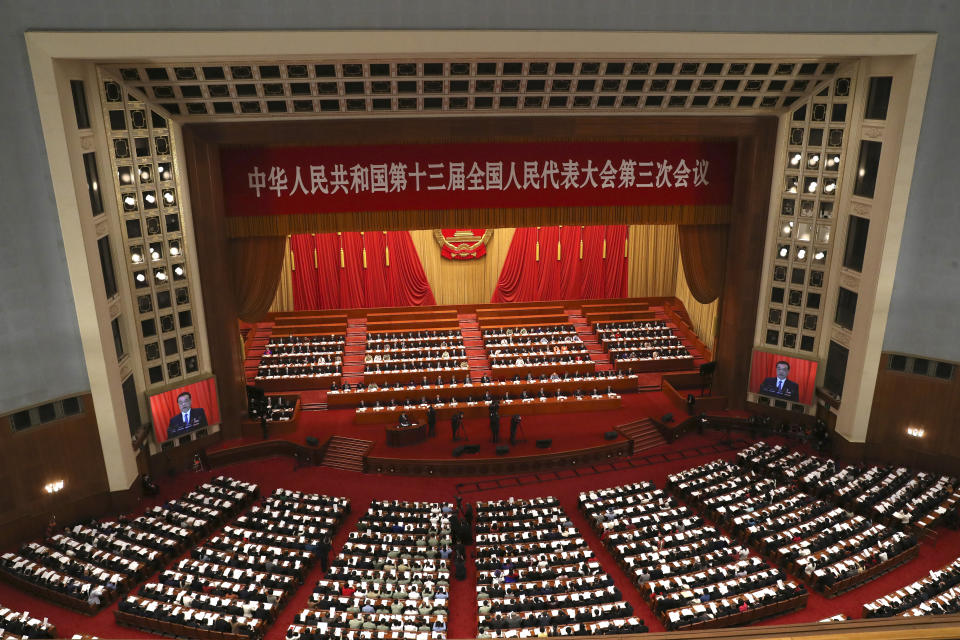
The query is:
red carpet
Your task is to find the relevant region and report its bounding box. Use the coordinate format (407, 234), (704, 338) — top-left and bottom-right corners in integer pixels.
(3, 433), (958, 639)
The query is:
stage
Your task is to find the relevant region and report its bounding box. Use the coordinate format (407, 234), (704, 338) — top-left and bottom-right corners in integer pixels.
(199, 296), (732, 474)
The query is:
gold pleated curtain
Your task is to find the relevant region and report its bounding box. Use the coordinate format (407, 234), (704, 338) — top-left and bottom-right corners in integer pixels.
(228, 236), (288, 321)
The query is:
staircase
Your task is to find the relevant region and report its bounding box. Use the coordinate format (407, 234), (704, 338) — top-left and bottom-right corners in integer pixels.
(243, 322), (275, 381)
(320, 436), (373, 472)
(566, 309), (613, 371)
(458, 313), (492, 380)
(616, 418), (667, 454)
(341, 318), (368, 386)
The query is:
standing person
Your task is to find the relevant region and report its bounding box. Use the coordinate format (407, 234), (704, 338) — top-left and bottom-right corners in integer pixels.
(317, 535), (331, 573)
(451, 412), (461, 441)
(426, 404), (436, 438)
(489, 398), (500, 443)
(510, 414), (522, 445)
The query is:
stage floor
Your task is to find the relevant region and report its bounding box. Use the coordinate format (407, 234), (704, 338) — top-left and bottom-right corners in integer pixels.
(211, 383), (736, 462)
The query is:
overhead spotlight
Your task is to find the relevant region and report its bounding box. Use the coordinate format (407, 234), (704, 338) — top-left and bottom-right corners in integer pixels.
(790, 154), (801, 166)
(778, 247), (789, 258)
(825, 182), (836, 193)
(163, 191), (175, 204)
(797, 248), (807, 260)
(808, 154), (819, 166)
(814, 251), (825, 260)
(174, 266), (184, 276)
(131, 252), (142, 264)
(169, 246), (180, 256)
(807, 181), (818, 193)
(833, 155), (840, 164)
(155, 271), (167, 281)
(782, 225), (792, 235)
(123, 195), (136, 207)
(144, 193), (156, 204)
(43, 480), (64, 494)
(135, 273), (146, 282)
(150, 250), (160, 261)
(140, 169), (151, 181)
(907, 426), (925, 438)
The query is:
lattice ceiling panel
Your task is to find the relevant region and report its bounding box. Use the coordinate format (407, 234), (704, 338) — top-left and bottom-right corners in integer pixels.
(100, 58), (846, 120)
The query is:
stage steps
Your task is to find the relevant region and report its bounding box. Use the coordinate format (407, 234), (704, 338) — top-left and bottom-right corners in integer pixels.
(243, 322), (275, 380)
(566, 309), (613, 371)
(320, 436), (372, 472)
(616, 418), (667, 454)
(341, 318), (368, 386)
(458, 313), (491, 379)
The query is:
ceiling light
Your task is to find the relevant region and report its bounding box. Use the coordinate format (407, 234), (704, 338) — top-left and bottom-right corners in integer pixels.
(123, 195), (136, 207)
(807, 181), (818, 193)
(790, 154), (801, 166)
(135, 273), (146, 282)
(169, 246), (180, 256)
(825, 182), (836, 193)
(144, 193), (156, 204)
(163, 191), (175, 204)
(174, 266), (184, 276)
(808, 154), (819, 166)
(155, 271), (167, 281)
(907, 426), (925, 438)
(150, 250), (160, 261)
(778, 247), (789, 258)
(814, 251), (825, 260)
(797, 248), (807, 259)
(131, 252), (142, 263)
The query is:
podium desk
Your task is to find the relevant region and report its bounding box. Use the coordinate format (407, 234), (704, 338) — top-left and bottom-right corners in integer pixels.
(385, 422), (426, 446)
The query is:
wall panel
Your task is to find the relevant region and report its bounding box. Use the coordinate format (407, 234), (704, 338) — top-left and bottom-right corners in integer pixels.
(864, 354), (960, 473)
(0, 394), (110, 549)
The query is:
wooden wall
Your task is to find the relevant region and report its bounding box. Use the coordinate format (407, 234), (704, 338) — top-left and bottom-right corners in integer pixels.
(863, 353), (960, 474)
(0, 394), (114, 549)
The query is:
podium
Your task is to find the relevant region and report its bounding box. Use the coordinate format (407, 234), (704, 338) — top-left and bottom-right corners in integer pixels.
(385, 422), (426, 447)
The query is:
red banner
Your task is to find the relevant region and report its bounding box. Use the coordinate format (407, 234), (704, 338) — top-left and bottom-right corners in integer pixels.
(220, 141), (736, 217)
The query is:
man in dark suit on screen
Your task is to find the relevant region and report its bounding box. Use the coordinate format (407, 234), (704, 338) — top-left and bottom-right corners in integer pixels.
(759, 360), (800, 400)
(167, 391), (208, 437)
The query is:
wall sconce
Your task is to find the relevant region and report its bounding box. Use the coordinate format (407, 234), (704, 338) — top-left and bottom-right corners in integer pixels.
(43, 480), (64, 494)
(906, 426), (925, 438)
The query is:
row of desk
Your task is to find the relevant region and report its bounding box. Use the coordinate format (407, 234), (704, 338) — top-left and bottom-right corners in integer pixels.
(327, 376), (639, 408)
(354, 394), (623, 424)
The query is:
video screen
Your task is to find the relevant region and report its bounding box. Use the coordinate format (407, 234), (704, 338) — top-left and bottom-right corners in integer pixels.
(749, 351), (818, 406)
(149, 376), (220, 443)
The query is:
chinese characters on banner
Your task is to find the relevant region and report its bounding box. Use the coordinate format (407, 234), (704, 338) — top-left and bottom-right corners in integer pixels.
(220, 141), (736, 217)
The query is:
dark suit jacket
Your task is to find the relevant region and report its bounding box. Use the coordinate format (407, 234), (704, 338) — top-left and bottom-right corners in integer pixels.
(758, 377), (800, 400)
(167, 408), (208, 436)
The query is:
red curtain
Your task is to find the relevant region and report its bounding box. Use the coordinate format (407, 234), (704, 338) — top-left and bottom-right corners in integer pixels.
(749, 351), (818, 405)
(491, 227), (538, 303)
(491, 225), (628, 303)
(678, 224), (728, 304)
(289, 231), (435, 309)
(291, 234), (320, 310)
(150, 377), (220, 443)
